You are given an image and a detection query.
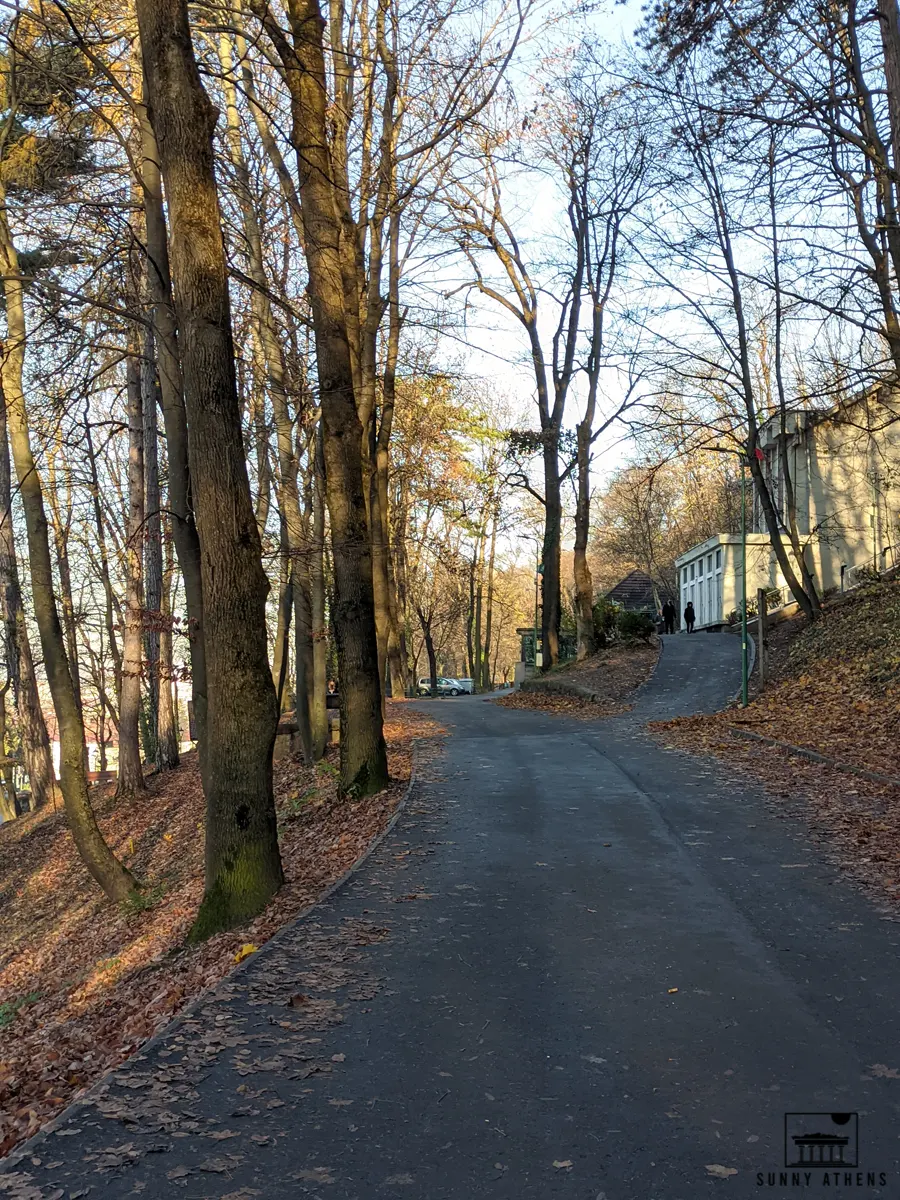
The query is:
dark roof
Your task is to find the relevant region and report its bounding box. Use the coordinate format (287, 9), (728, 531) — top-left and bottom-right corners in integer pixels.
(606, 569), (657, 611)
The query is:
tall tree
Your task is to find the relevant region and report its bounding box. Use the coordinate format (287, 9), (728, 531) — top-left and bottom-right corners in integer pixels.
(136, 0), (283, 936)
(0, 387), (55, 810)
(254, 0), (388, 795)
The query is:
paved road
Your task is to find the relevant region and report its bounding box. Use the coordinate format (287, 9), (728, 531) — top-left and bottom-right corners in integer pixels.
(6, 634), (900, 1199)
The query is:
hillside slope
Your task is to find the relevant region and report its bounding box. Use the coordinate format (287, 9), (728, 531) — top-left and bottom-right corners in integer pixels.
(653, 578), (900, 910)
(0, 704), (441, 1157)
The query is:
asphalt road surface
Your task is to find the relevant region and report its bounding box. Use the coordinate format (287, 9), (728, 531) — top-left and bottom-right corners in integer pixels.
(5, 633), (900, 1199)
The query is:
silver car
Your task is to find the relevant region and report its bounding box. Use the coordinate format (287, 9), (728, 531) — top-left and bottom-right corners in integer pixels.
(417, 676), (463, 696)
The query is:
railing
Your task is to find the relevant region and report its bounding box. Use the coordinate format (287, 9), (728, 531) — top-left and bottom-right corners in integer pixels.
(727, 585), (787, 626)
(842, 561), (882, 592)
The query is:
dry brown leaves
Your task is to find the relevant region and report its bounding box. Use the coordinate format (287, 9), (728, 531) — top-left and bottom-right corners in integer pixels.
(651, 580), (900, 914)
(494, 642), (659, 719)
(0, 702), (443, 1158)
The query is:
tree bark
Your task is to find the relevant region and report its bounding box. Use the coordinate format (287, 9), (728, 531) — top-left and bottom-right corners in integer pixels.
(310, 424), (328, 758)
(480, 503), (498, 691)
(573, 418), (597, 660)
(139, 81), (208, 771)
(117, 351), (147, 798)
(157, 534), (180, 769)
(262, 0), (388, 795)
(0, 386), (55, 809)
(84, 415), (122, 701)
(143, 335), (163, 760)
(271, 523), (294, 711)
(137, 0), (283, 937)
(0, 682), (17, 821)
(0, 182), (136, 900)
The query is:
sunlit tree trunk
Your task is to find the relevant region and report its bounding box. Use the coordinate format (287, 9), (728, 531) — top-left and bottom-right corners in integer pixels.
(157, 535), (180, 769)
(117, 351), (147, 798)
(143, 335), (163, 760)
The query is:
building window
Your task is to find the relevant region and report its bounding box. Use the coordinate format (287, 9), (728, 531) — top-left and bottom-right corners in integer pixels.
(690, 562), (695, 580)
(716, 548), (722, 569)
(707, 554), (713, 572)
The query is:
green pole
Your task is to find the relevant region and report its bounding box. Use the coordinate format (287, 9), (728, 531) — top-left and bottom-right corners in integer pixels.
(741, 459), (748, 708)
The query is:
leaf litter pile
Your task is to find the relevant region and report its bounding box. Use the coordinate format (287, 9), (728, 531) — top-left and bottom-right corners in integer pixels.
(495, 641), (659, 718)
(0, 702), (443, 1158)
(651, 579), (900, 910)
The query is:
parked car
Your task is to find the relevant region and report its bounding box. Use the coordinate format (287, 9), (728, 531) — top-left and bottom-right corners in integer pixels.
(417, 676), (463, 696)
(455, 678), (475, 694)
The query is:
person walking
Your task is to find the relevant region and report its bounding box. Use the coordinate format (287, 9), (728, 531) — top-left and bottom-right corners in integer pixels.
(684, 601), (696, 633)
(662, 599), (677, 635)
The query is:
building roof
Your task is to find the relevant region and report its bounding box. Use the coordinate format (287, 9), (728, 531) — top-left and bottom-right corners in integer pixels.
(605, 569), (658, 611)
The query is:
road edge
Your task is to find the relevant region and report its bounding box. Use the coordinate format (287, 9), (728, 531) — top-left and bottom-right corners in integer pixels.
(0, 744), (424, 1170)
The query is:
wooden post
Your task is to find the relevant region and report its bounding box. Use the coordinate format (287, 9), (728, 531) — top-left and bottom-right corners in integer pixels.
(756, 587), (767, 688)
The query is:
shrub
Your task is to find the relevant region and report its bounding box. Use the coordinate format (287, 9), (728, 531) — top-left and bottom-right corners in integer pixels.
(617, 610), (656, 643)
(592, 598), (619, 646)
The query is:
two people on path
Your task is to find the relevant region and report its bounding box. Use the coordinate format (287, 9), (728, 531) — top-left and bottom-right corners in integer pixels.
(684, 602), (696, 633)
(661, 599), (677, 635)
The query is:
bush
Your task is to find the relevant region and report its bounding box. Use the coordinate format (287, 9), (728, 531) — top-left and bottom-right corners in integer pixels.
(592, 598), (619, 647)
(616, 610), (656, 643)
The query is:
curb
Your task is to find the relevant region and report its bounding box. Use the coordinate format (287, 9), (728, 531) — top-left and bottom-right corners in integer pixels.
(0, 746), (423, 1170)
(729, 727), (900, 790)
(519, 636), (664, 706)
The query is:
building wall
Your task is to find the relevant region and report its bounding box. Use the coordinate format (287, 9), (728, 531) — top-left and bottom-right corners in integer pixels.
(756, 394), (900, 594)
(677, 535), (774, 628)
(679, 394), (899, 627)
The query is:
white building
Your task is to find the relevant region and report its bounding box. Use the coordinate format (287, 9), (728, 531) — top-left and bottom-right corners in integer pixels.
(675, 392), (900, 629)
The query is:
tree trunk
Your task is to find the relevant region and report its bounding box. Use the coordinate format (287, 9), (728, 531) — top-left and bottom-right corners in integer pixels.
(421, 617), (438, 693)
(45, 450), (85, 744)
(310, 424), (328, 759)
(143, 335), (163, 759)
(473, 529), (486, 687)
(573, 420), (596, 660)
(0, 682), (17, 822)
(0, 184), (136, 900)
(137, 0), (283, 938)
(542, 436), (562, 670)
(0, 387), (55, 808)
(480, 504), (498, 691)
(267, 0), (388, 796)
(84, 416), (122, 701)
(117, 352), (147, 798)
(139, 79), (208, 771)
(271, 528), (294, 712)
(156, 536), (180, 769)
(294, 563), (314, 763)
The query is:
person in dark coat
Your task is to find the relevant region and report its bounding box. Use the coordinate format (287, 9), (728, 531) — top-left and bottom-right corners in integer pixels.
(661, 599), (677, 635)
(684, 601), (696, 633)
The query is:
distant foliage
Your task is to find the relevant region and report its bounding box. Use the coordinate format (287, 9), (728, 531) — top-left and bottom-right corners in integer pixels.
(591, 597), (618, 646)
(617, 610), (656, 643)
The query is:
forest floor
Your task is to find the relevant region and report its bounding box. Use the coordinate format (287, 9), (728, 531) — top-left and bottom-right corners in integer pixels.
(494, 639), (660, 718)
(651, 577), (900, 912)
(0, 702), (443, 1158)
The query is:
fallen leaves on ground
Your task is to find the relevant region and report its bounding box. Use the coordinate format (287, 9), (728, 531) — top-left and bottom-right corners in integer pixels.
(651, 580), (900, 913)
(0, 702), (443, 1158)
(495, 642), (659, 719)
(705, 1164), (738, 1178)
